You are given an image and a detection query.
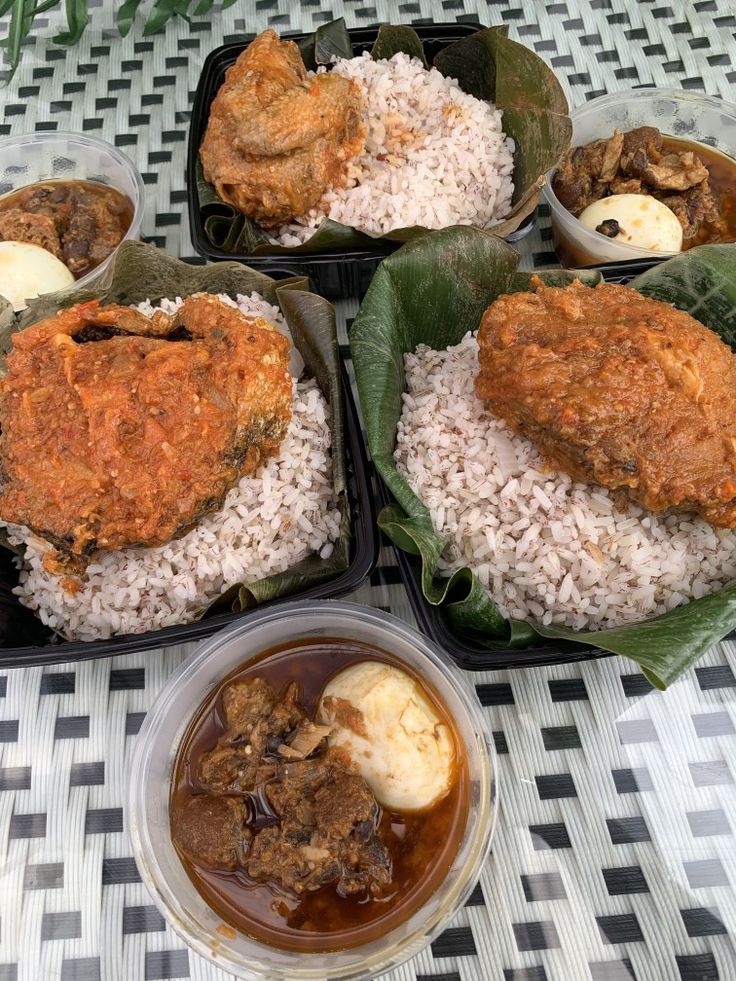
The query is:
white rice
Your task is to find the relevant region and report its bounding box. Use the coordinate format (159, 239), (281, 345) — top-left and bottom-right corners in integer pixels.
(4, 293), (340, 641)
(273, 52), (515, 246)
(395, 334), (736, 631)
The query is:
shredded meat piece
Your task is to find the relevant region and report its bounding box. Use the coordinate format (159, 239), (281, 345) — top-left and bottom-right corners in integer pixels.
(476, 279), (736, 528)
(199, 680), (305, 793)
(0, 210), (63, 257)
(278, 720), (332, 760)
(221, 677), (276, 733)
(251, 758), (391, 895)
(172, 795), (251, 870)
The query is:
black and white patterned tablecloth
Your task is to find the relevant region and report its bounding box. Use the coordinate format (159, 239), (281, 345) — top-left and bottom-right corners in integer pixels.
(1, 3), (736, 980)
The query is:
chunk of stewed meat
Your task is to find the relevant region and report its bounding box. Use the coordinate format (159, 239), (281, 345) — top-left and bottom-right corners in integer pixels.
(172, 795), (251, 870)
(221, 677), (275, 733)
(251, 759), (391, 896)
(199, 679), (306, 793)
(0, 210), (62, 258)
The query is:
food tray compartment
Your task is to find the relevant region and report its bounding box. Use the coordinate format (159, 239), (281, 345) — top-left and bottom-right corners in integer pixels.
(0, 360), (378, 668)
(187, 22), (534, 301)
(367, 256), (667, 671)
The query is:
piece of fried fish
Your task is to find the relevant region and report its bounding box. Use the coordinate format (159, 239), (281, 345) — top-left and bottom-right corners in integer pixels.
(0, 294), (292, 573)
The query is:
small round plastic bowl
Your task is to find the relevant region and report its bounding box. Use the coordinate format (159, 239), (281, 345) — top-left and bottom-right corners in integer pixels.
(0, 131), (145, 292)
(542, 88), (736, 266)
(128, 599), (497, 981)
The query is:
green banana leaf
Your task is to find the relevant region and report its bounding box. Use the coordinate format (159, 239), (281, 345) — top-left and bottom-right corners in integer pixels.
(0, 241), (350, 636)
(350, 229), (736, 688)
(197, 18), (571, 256)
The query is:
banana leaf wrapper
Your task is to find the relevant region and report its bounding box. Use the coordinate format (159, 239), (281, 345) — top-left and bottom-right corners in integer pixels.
(349, 227), (736, 689)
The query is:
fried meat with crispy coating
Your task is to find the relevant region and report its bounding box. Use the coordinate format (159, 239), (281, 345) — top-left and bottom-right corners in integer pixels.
(200, 29), (364, 228)
(476, 279), (736, 528)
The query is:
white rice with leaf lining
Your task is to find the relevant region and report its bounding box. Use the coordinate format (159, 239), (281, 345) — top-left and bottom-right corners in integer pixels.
(4, 293), (341, 641)
(274, 51), (515, 246)
(395, 334), (736, 631)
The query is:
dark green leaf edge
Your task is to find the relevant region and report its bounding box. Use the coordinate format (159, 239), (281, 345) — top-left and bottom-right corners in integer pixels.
(197, 20), (571, 256)
(351, 230), (736, 688)
(0, 240), (351, 636)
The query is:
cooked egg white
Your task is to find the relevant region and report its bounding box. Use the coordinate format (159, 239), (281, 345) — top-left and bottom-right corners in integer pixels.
(579, 193), (683, 253)
(0, 241), (74, 312)
(317, 661), (455, 811)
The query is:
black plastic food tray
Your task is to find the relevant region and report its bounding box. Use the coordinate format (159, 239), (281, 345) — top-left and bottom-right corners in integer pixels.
(187, 22), (534, 301)
(370, 255), (666, 671)
(0, 361), (378, 668)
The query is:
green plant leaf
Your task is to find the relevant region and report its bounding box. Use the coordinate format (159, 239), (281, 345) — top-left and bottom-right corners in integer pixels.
(297, 17), (352, 72)
(371, 24), (427, 67)
(5, 0), (29, 75)
(630, 243), (736, 345)
(196, 20), (571, 256)
(0, 242), (351, 634)
(116, 0), (143, 36)
(349, 229), (736, 688)
(142, 0), (187, 36)
(52, 0), (89, 46)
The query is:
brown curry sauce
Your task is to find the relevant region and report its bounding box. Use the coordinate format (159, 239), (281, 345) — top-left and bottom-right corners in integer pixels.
(170, 639), (469, 952)
(0, 179), (134, 278)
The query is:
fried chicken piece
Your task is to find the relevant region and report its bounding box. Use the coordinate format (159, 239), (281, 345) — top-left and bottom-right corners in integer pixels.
(475, 279), (736, 527)
(0, 295), (292, 571)
(200, 29), (364, 228)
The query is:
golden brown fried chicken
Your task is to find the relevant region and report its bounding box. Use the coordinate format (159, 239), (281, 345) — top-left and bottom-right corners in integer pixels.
(200, 29), (364, 228)
(0, 295), (292, 572)
(475, 279), (736, 527)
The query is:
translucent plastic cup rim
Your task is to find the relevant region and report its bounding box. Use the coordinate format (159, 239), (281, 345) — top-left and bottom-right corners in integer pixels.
(542, 87), (736, 262)
(0, 130), (145, 291)
(127, 599), (498, 981)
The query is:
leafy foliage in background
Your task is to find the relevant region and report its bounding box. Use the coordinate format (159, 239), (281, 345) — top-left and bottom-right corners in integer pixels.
(196, 18), (571, 257)
(350, 229), (736, 689)
(0, 241), (351, 638)
(0, 0), (239, 80)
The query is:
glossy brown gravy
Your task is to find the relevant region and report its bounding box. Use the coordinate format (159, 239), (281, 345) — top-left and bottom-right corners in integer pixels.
(661, 136), (736, 247)
(170, 639), (469, 952)
(0, 179), (134, 278)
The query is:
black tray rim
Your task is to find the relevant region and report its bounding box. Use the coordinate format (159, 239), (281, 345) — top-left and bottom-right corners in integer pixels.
(186, 20), (537, 270)
(359, 254), (668, 671)
(0, 359), (378, 669)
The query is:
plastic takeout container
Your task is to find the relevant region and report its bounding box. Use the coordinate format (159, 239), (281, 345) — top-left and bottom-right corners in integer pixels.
(128, 600), (497, 981)
(0, 131), (145, 292)
(369, 256), (667, 671)
(543, 88), (736, 267)
(0, 360), (378, 668)
(187, 23), (535, 300)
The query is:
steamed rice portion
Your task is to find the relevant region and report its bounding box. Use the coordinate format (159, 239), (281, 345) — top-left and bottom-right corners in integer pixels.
(274, 52), (515, 246)
(4, 293), (340, 641)
(395, 334), (736, 631)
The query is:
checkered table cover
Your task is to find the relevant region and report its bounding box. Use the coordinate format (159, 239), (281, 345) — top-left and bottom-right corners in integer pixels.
(1, 2), (736, 980)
